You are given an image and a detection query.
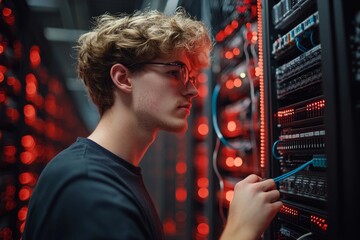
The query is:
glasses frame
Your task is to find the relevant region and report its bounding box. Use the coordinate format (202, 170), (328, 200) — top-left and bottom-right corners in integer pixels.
(127, 61), (196, 86)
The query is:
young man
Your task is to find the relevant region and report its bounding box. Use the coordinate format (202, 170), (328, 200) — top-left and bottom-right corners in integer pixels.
(23, 8), (282, 240)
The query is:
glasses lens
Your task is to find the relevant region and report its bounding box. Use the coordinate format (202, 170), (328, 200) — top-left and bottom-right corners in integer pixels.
(189, 77), (196, 85)
(180, 65), (189, 85)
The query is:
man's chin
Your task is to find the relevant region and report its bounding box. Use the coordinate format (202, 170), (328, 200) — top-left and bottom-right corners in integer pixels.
(163, 122), (188, 134)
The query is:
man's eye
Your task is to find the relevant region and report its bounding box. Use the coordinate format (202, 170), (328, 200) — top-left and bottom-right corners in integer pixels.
(167, 70), (181, 78)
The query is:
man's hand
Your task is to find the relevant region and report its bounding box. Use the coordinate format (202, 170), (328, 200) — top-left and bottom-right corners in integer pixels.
(221, 174), (283, 240)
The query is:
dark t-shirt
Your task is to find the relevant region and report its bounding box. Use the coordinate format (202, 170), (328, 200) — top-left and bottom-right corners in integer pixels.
(23, 137), (164, 240)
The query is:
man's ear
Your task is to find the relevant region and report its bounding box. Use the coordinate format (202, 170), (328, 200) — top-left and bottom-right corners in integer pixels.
(110, 63), (132, 93)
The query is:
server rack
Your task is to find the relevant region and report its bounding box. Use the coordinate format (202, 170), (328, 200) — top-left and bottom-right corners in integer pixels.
(209, 0), (262, 239)
(0, 1), (89, 239)
(262, 0), (359, 239)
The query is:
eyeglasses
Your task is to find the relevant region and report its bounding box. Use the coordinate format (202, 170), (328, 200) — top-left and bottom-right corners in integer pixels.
(128, 62), (196, 86)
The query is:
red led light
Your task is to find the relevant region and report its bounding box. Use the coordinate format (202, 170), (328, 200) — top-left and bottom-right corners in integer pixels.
(224, 25), (234, 36)
(7, 76), (21, 95)
(226, 157), (234, 167)
(18, 206), (28, 221)
(251, 32), (258, 43)
(311, 215), (328, 231)
(280, 205), (299, 216)
(4, 145), (16, 156)
(231, 20), (239, 29)
(6, 107), (19, 122)
(29, 46), (41, 67)
(2, 8), (12, 17)
(215, 30), (225, 42)
(26, 82), (37, 97)
(21, 135), (35, 149)
(227, 121), (236, 132)
(26, 73), (37, 84)
(0, 227), (12, 239)
(224, 51), (234, 59)
(19, 186), (32, 201)
(197, 73), (208, 83)
(5, 200), (16, 211)
(225, 80), (234, 89)
(234, 157), (243, 167)
(0, 72), (4, 83)
(257, 0), (266, 169)
(194, 117), (209, 140)
(5, 185), (16, 195)
(24, 104), (36, 121)
(19, 172), (37, 186)
(225, 156), (243, 168)
(197, 188), (208, 199)
(20, 221), (26, 233)
(197, 223), (209, 235)
(236, 6), (248, 13)
(225, 190), (234, 202)
(197, 84), (208, 98)
(20, 151), (34, 165)
(175, 188), (187, 202)
(4, 145), (16, 163)
(163, 218), (176, 235)
(232, 47), (240, 56)
(176, 161), (187, 174)
(0, 90), (6, 103)
(197, 177), (208, 188)
(194, 144), (208, 174)
(6, 76), (15, 85)
(233, 77), (242, 87)
(197, 123), (209, 136)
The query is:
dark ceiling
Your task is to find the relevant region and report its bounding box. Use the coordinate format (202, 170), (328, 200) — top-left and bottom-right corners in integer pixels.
(25, 0), (188, 131)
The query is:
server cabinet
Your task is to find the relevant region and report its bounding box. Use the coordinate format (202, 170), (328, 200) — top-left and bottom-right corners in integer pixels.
(209, 0), (262, 239)
(0, 1), (89, 239)
(262, 0), (359, 239)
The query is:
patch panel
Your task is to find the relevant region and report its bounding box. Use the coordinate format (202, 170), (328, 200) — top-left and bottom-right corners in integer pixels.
(275, 44), (321, 81)
(277, 202), (328, 238)
(272, 12), (319, 57)
(277, 68), (322, 99)
(276, 97), (325, 126)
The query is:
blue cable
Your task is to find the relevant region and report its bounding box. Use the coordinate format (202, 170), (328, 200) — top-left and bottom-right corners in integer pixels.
(272, 140), (282, 160)
(274, 155), (326, 183)
(274, 160), (313, 183)
(295, 37), (308, 52)
(310, 31), (316, 47)
(211, 84), (242, 150)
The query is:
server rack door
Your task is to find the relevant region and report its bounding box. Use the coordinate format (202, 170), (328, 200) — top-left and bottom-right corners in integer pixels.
(317, 1), (360, 239)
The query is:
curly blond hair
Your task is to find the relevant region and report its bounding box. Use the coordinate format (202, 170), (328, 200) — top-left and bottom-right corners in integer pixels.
(75, 8), (212, 115)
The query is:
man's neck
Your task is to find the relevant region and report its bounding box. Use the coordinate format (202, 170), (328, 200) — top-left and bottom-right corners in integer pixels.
(87, 112), (157, 166)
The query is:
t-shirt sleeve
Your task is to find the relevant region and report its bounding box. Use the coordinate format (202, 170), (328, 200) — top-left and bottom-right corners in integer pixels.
(43, 176), (152, 240)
